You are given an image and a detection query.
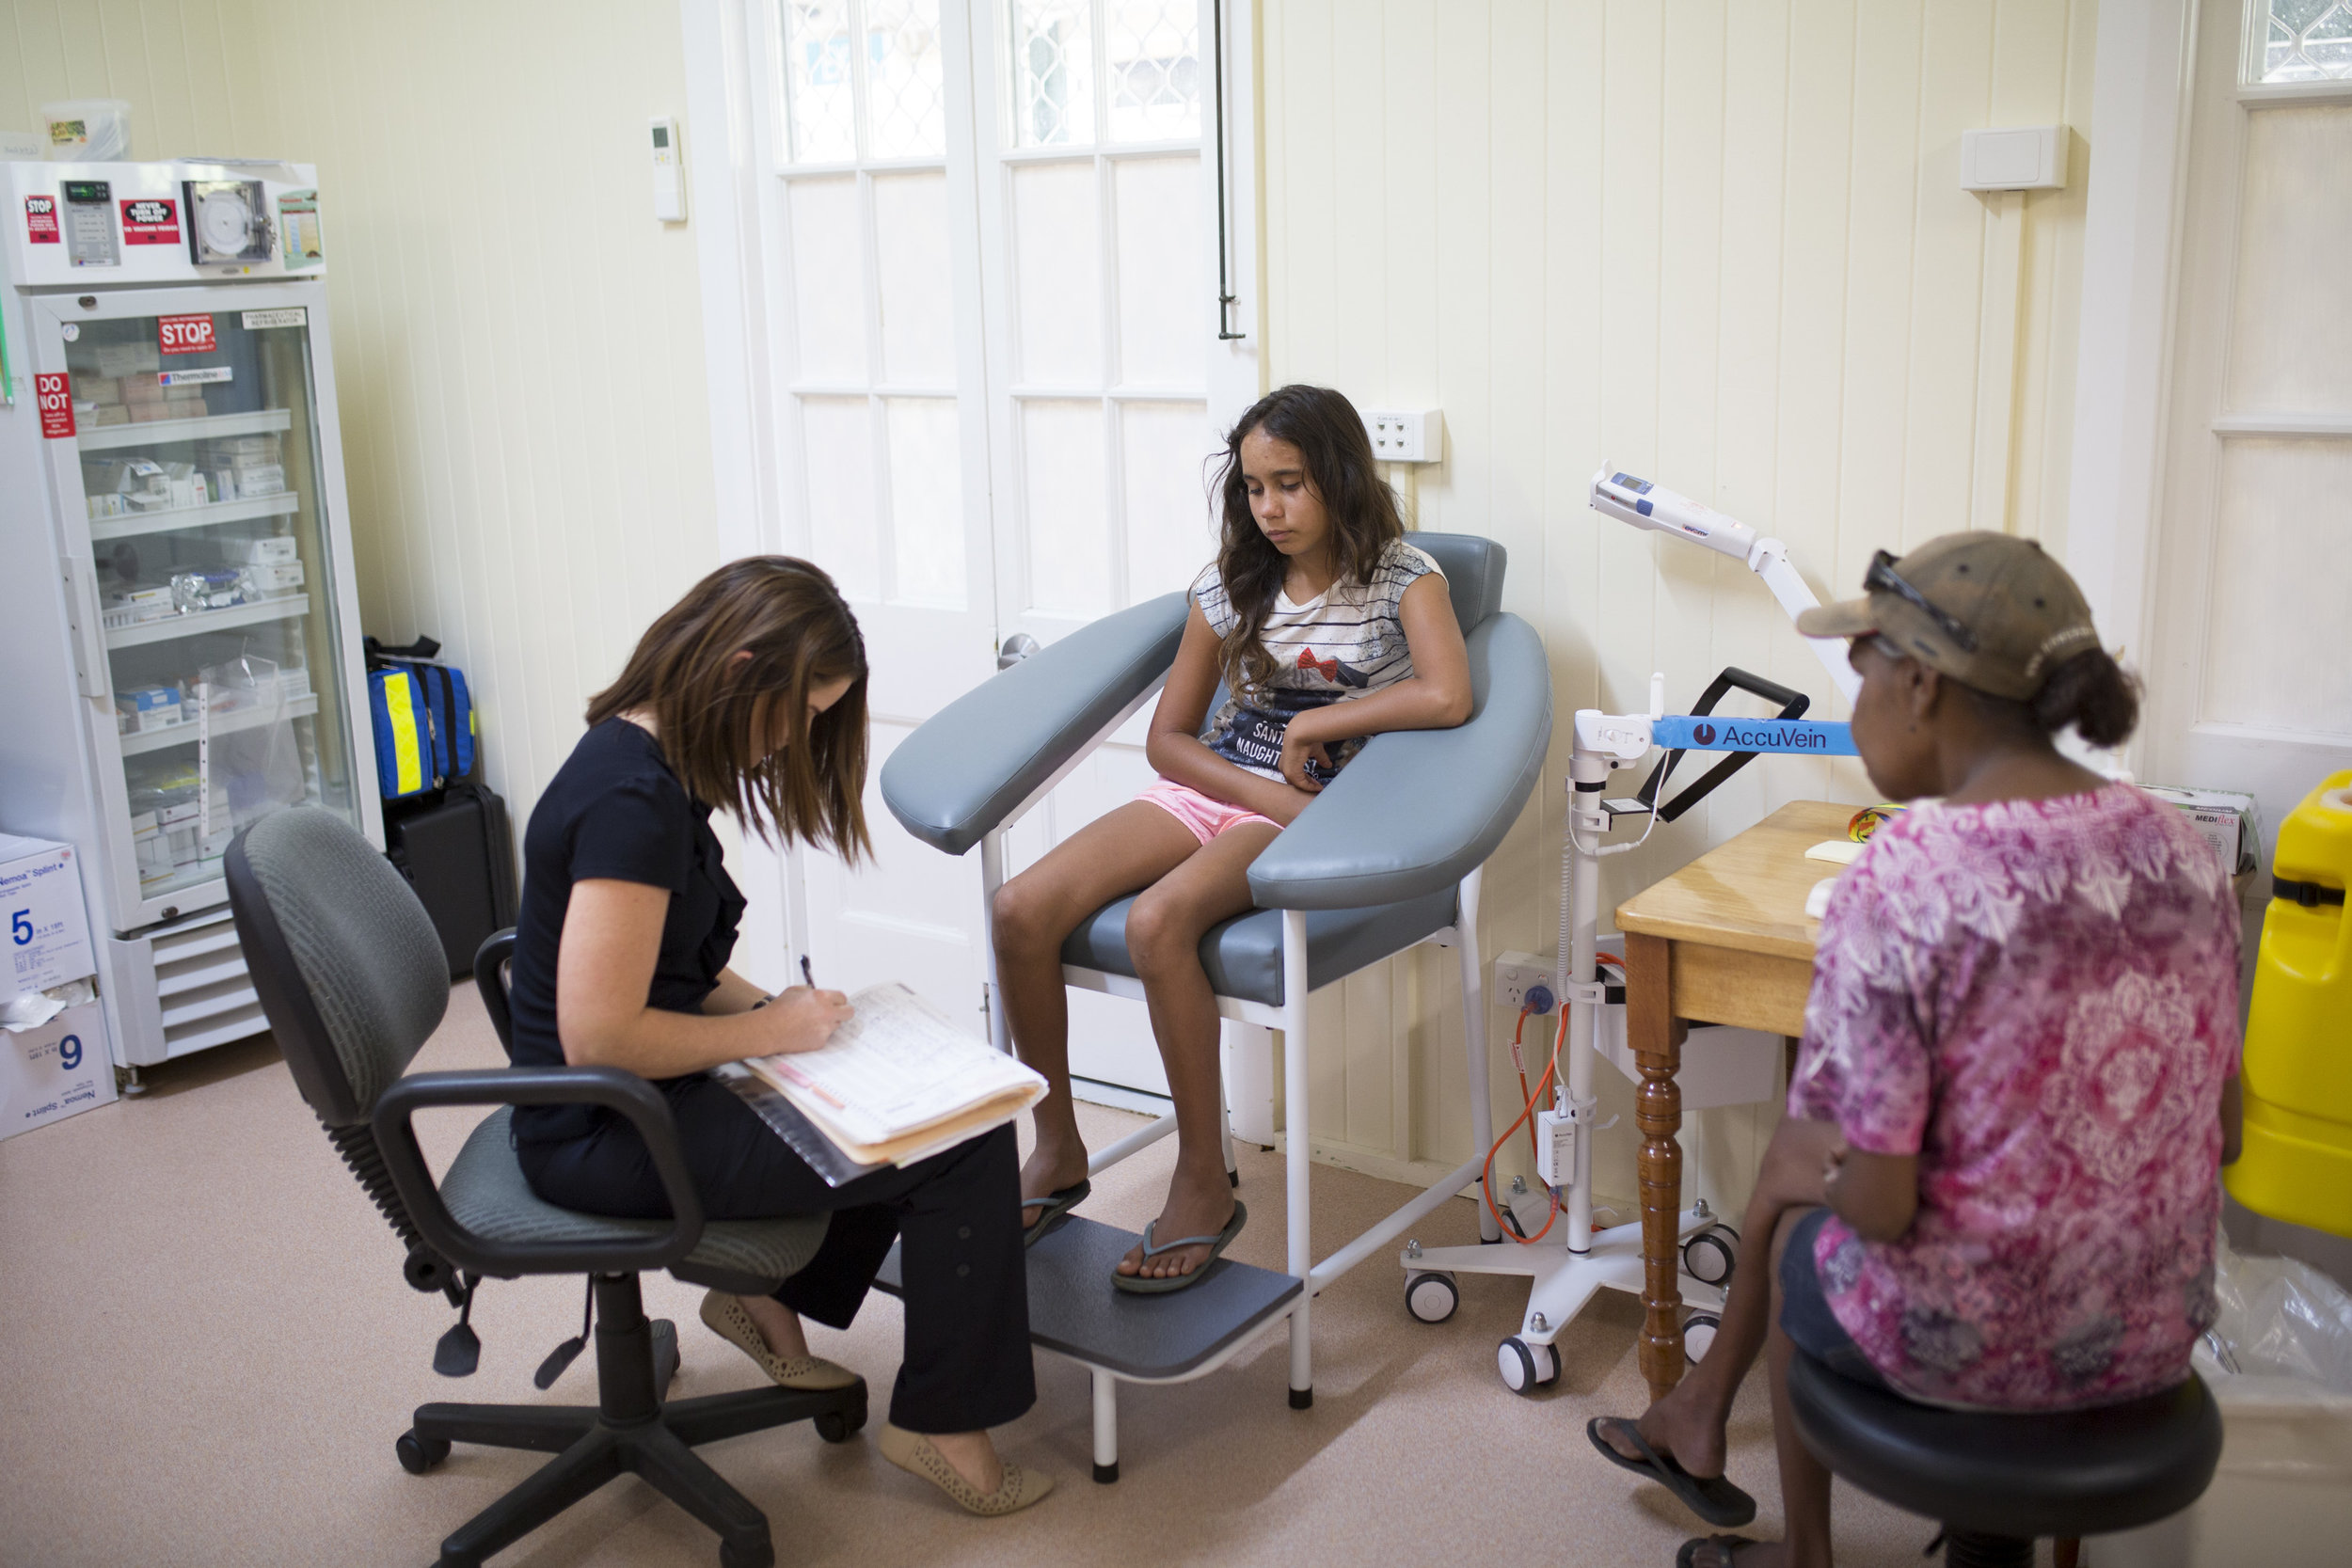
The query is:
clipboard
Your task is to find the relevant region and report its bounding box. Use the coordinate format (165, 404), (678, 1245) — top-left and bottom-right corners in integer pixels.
(712, 1061), (887, 1188)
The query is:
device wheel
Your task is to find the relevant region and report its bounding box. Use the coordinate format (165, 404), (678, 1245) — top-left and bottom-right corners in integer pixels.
(718, 1536), (776, 1568)
(1682, 1310), (1724, 1366)
(1497, 1336), (1560, 1395)
(1405, 1271), (1460, 1324)
(1683, 1225), (1740, 1288)
(813, 1399), (866, 1444)
(396, 1431), (451, 1475)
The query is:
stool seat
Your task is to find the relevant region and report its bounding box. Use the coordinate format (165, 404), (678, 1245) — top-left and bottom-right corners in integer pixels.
(1786, 1354), (2223, 1542)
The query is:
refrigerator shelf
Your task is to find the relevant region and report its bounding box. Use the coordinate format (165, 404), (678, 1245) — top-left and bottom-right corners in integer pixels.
(104, 594), (306, 650)
(118, 694), (321, 757)
(90, 492), (300, 544)
(76, 407), (294, 452)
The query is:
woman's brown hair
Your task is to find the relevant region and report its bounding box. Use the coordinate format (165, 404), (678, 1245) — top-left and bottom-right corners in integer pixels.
(1210, 384), (1405, 696)
(586, 557), (872, 861)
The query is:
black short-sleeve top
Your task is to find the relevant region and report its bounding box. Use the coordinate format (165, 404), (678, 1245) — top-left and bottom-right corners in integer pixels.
(505, 718), (746, 1144)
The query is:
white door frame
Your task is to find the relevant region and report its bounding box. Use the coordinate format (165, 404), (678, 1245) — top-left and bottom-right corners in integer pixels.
(2062, 0), (2201, 681)
(679, 0), (1263, 995)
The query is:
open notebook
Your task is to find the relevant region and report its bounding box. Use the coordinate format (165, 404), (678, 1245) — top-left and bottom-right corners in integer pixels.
(723, 982), (1045, 1180)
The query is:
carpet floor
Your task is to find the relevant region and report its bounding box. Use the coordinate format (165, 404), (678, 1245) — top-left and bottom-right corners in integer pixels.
(0, 982), (1985, 1567)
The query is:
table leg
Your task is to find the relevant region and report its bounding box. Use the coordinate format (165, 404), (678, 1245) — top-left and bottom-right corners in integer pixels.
(1626, 931), (1688, 1402)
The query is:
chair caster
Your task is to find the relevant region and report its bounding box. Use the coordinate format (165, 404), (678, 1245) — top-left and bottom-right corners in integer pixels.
(396, 1431), (451, 1475)
(1405, 1271), (1459, 1324)
(1682, 1310), (1723, 1365)
(813, 1392), (867, 1444)
(1498, 1335), (1560, 1395)
(1683, 1224), (1740, 1287)
(718, 1536), (775, 1568)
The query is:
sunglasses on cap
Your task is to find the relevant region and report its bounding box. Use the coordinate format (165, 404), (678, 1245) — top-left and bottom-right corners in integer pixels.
(1866, 549), (1978, 653)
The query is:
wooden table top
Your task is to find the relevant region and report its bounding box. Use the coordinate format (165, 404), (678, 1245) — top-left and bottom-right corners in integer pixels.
(1615, 800), (1859, 961)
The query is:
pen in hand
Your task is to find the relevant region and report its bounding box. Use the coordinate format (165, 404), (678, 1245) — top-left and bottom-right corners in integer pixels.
(801, 955), (816, 989)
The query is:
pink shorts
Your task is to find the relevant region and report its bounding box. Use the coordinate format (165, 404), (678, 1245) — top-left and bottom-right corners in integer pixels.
(1136, 779), (1278, 847)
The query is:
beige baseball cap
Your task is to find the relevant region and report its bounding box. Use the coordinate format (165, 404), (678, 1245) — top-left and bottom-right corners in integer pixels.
(1796, 532), (2103, 702)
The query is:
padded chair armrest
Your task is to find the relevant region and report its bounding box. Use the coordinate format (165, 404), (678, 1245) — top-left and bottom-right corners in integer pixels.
(472, 927), (517, 1051)
(373, 1066), (706, 1277)
(1248, 612), (1553, 911)
(881, 593), (1189, 854)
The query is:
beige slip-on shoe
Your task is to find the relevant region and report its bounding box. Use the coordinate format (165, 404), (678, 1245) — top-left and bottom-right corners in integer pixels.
(698, 1290), (860, 1391)
(877, 1422), (1055, 1516)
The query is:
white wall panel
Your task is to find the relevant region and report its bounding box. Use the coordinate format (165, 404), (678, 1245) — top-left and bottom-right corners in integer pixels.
(791, 176), (872, 381)
(1264, 0), (2098, 1212)
(6, 0), (728, 878)
(873, 171), (960, 385)
(1010, 161), (1104, 382)
(2226, 105), (2352, 412)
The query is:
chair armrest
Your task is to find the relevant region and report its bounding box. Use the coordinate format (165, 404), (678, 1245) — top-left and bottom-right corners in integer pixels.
(880, 593), (1188, 854)
(472, 927), (516, 1052)
(373, 1066), (706, 1276)
(1247, 612), (1553, 911)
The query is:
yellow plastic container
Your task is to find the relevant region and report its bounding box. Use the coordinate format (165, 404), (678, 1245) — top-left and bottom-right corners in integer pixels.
(2227, 770), (2352, 1240)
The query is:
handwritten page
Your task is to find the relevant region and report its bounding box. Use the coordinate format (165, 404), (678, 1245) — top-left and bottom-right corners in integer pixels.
(745, 982), (1045, 1164)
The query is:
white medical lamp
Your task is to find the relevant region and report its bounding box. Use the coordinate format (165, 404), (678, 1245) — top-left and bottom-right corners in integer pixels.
(1399, 469), (1858, 1392)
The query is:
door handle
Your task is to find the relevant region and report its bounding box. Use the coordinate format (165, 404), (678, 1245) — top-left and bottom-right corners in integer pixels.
(59, 557), (111, 700)
(997, 633), (1040, 671)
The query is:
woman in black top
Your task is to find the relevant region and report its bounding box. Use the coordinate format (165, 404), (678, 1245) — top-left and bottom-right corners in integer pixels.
(506, 557), (1047, 1515)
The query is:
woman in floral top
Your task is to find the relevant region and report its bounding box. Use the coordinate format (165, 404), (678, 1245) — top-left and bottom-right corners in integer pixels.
(1590, 533), (2242, 1568)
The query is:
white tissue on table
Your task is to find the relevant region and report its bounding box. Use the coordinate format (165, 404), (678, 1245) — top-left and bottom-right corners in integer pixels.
(3, 977), (95, 1034)
(1804, 878), (1839, 921)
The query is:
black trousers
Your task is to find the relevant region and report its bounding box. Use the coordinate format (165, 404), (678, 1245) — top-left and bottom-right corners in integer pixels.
(516, 1073), (1033, 1434)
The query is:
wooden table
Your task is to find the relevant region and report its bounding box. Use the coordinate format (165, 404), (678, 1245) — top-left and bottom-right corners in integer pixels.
(1615, 800), (1853, 1401)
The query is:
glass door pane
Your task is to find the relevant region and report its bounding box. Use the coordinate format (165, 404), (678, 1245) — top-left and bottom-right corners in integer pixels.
(60, 303), (358, 902)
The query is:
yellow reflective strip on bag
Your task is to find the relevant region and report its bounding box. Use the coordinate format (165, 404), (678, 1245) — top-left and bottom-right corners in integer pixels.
(384, 671), (425, 796)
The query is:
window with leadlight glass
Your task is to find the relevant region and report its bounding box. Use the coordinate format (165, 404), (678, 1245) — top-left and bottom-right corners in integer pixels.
(1009, 0), (1200, 147)
(2249, 0), (2352, 83)
(779, 0), (950, 163)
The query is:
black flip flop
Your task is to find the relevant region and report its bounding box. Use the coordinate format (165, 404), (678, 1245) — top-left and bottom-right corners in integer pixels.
(1021, 1179), (1090, 1248)
(1111, 1200), (1247, 1293)
(1677, 1536), (1760, 1568)
(1586, 1417), (1757, 1528)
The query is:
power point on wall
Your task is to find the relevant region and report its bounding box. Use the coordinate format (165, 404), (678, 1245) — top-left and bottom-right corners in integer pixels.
(1362, 408), (1442, 464)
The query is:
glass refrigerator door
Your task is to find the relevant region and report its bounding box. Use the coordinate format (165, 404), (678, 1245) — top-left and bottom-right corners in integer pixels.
(38, 288), (366, 926)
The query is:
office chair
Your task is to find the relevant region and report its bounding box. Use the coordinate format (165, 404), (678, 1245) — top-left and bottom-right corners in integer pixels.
(1787, 1352), (2223, 1568)
(882, 532), (1551, 1408)
(227, 807), (863, 1568)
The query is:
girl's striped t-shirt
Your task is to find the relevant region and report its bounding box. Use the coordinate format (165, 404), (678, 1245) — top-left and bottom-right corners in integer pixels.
(1189, 539), (1444, 782)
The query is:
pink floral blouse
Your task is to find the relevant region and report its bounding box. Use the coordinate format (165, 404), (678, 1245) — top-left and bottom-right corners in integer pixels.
(1790, 784), (2241, 1410)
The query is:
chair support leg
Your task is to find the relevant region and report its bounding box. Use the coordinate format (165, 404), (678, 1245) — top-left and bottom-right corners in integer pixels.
(626, 1422), (773, 1568)
(1282, 910), (1312, 1409)
(437, 1426), (625, 1568)
(662, 1384), (864, 1448)
(413, 1401), (597, 1456)
(1455, 870), (1501, 1243)
(1092, 1367), (1120, 1482)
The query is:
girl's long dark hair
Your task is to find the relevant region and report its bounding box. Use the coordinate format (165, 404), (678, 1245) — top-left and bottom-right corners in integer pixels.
(1211, 384), (1404, 695)
(587, 556), (872, 861)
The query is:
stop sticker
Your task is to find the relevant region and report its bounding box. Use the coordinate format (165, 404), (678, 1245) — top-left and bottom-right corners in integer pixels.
(158, 313), (217, 355)
(36, 373), (75, 438)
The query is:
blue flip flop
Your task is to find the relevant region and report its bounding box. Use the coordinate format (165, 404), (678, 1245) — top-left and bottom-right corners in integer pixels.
(1021, 1179), (1090, 1247)
(1111, 1200), (1247, 1293)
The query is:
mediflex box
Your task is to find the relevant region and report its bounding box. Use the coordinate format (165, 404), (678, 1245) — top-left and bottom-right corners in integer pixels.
(0, 835), (98, 994)
(2141, 785), (2265, 876)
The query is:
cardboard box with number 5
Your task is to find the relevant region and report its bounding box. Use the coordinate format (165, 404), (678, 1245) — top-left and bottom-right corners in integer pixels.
(0, 835), (98, 995)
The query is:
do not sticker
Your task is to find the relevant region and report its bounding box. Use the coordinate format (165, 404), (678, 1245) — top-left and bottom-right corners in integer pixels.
(36, 373), (75, 438)
(158, 313), (217, 355)
(120, 198), (180, 245)
(24, 195), (59, 244)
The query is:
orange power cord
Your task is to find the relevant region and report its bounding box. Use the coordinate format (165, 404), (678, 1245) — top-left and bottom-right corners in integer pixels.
(1484, 954), (1626, 1244)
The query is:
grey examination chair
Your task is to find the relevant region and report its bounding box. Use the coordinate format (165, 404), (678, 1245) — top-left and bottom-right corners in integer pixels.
(227, 807), (863, 1568)
(881, 532), (1551, 1421)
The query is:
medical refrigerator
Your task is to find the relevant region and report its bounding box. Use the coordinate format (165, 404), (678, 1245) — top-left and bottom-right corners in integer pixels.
(0, 159), (380, 1083)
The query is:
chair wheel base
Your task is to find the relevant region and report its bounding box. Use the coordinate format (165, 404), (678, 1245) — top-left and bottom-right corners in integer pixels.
(1092, 1461), (1119, 1484)
(1288, 1386), (1312, 1410)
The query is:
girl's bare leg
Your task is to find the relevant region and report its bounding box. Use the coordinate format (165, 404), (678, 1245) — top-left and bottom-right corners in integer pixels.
(991, 802), (1202, 1216)
(1116, 820), (1281, 1280)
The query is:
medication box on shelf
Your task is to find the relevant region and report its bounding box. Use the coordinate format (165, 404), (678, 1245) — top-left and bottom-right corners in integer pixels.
(1, 999), (116, 1143)
(115, 687), (183, 734)
(0, 835), (97, 994)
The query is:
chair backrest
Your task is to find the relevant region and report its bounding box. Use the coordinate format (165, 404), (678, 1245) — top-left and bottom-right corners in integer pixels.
(1409, 532), (1506, 631)
(227, 806), (451, 1128)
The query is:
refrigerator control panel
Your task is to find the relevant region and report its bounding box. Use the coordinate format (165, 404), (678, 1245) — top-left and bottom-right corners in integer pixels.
(3, 160), (324, 287)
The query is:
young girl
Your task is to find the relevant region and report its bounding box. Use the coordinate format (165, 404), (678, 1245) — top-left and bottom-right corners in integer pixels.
(1589, 533), (2242, 1568)
(991, 385), (1472, 1291)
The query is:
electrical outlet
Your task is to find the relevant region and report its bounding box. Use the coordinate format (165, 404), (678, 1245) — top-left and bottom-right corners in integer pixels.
(1362, 408), (1442, 464)
(1493, 951), (1555, 1014)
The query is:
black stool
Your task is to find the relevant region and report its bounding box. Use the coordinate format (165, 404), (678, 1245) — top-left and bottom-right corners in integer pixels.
(1786, 1354), (2222, 1568)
